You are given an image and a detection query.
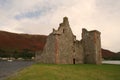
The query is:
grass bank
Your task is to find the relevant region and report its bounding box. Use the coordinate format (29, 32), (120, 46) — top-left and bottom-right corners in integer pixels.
(7, 63), (120, 80)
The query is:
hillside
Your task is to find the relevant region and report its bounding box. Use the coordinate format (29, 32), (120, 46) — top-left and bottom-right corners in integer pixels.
(0, 30), (47, 51)
(101, 49), (115, 59)
(102, 49), (120, 60)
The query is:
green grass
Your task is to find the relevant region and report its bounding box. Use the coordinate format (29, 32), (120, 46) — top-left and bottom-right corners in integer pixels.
(7, 63), (120, 80)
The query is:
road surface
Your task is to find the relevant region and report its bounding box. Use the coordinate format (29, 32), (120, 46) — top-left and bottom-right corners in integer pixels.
(0, 61), (34, 80)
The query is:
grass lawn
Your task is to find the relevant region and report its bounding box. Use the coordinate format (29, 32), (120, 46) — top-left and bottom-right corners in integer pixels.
(7, 63), (120, 80)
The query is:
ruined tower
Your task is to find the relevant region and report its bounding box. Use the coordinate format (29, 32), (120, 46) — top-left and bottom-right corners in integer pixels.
(39, 17), (75, 64)
(38, 17), (102, 64)
(82, 29), (102, 64)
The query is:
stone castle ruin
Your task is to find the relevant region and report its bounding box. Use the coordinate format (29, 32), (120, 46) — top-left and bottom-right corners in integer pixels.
(36, 17), (102, 64)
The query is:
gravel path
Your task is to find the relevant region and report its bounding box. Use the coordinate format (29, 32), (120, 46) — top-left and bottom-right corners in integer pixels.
(0, 61), (34, 80)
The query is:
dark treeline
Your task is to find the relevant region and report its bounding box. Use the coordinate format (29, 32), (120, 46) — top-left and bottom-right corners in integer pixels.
(0, 48), (35, 59)
(103, 53), (120, 60)
(104, 56), (120, 60)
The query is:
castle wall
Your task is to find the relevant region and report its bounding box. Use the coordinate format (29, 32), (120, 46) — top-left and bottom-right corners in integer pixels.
(57, 18), (75, 64)
(38, 34), (56, 64)
(37, 17), (102, 64)
(74, 40), (84, 64)
(57, 32), (74, 64)
(82, 29), (102, 64)
(39, 17), (75, 64)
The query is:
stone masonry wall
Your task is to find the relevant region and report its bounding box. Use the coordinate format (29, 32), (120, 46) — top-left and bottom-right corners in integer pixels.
(38, 34), (56, 64)
(74, 40), (84, 64)
(56, 17), (75, 64)
(82, 28), (102, 64)
(39, 17), (75, 64)
(37, 17), (102, 64)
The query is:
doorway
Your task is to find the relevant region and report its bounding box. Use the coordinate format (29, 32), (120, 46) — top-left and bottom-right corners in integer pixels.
(73, 58), (75, 64)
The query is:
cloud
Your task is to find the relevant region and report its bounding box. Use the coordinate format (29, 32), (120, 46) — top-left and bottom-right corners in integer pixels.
(0, 0), (120, 52)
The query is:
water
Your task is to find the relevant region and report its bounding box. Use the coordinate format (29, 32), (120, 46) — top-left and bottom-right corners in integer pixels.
(102, 60), (120, 65)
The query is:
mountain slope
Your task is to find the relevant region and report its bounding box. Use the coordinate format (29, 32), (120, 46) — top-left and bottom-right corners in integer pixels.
(102, 49), (120, 60)
(0, 31), (47, 51)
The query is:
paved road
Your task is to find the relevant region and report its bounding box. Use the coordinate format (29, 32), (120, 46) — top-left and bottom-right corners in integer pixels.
(0, 61), (34, 80)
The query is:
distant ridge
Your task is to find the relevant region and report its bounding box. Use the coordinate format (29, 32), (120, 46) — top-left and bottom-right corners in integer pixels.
(102, 49), (120, 60)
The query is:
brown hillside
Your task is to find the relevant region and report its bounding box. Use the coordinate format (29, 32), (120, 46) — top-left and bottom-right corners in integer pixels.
(102, 49), (115, 58)
(102, 49), (120, 60)
(0, 31), (47, 51)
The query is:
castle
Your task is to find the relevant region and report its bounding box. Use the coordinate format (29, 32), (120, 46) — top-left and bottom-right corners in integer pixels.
(36, 17), (102, 64)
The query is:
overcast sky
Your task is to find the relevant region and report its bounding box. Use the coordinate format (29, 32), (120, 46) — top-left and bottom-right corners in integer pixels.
(0, 0), (120, 52)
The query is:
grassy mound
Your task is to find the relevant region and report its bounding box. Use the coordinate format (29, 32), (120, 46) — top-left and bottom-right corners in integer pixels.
(7, 64), (120, 80)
